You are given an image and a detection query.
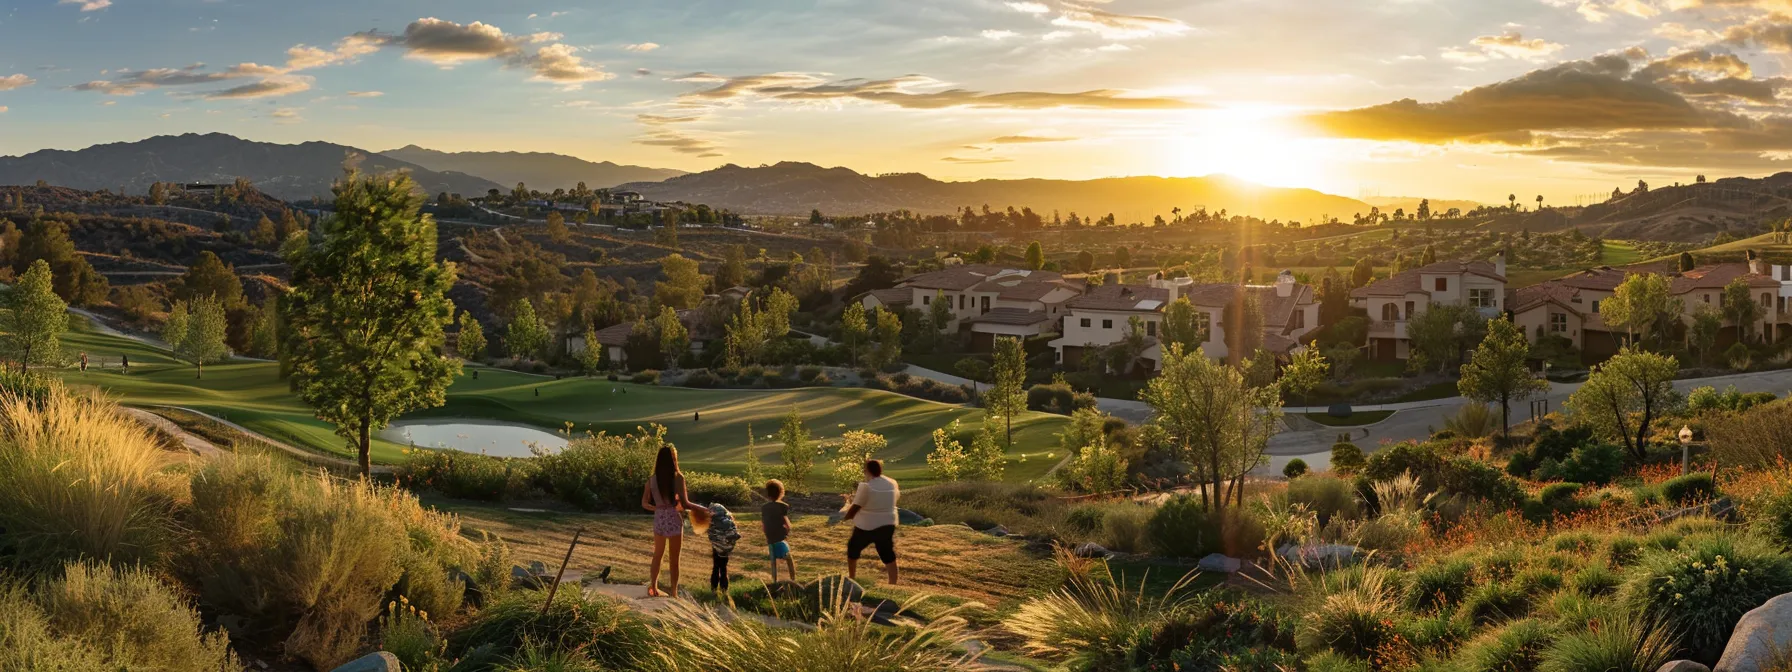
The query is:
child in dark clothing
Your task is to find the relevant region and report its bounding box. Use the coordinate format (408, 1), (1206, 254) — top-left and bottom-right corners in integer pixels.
(706, 502), (741, 592)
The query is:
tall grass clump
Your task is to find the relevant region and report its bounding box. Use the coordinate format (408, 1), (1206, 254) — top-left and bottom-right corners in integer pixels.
(185, 455), (479, 669)
(0, 386), (182, 571)
(1621, 532), (1792, 661)
(1404, 559), (1475, 613)
(1459, 618), (1554, 672)
(1537, 614), (1677, 672)
(1285, 475), (1362, 525)
(1445, 403), (1498, 439)
(653, 592), (984, 672)
(1296, 567), (1409, 665)
(1004, 555), (1201, 670)
(0, 562), (238, 671)
(451, 588), (653, 668)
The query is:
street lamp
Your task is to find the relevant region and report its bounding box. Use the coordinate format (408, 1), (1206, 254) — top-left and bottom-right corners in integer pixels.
(1678, 425), (1694, 475)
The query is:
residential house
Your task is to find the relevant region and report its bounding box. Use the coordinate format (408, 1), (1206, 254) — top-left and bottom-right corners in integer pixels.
(856, 265), (1084, 349)
(1511, 258), (1787, 363)
(1050, 270), (1319, 371)
(1350, 257), (1508, 361)
(567, 308), (721, 370)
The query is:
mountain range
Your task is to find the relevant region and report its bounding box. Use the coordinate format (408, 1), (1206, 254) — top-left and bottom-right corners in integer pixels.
(0, 133), (502, 201)
(381, 146), (684, 191)
(618, 162), (1372, 223)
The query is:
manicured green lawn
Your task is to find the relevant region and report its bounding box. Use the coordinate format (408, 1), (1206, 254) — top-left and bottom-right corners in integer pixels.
(1394, 381), (1461, 403)
(1303, 410), (1395, 426)
(51, 316), (1069, 487)
(1599, 240), (1642, 266)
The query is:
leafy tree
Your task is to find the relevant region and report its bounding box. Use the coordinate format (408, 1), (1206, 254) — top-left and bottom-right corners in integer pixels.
(1420, 244), (1437, 266)
(1024, 241), (1045, 270)
(954, 357), (990, 388)
(1351, 257), (1375, 289)
(831, 430), (887, 491)
(578, 322), (604, 375)
(506, 298), (551, 361)
(716, 244), (748, 289)
(777, 408), (814, 494)
(871, 306), (902, 369)
(1115, 246), (1131, 268)
(1406, 303), (1487, 373)
(247, 300), (280, 358)
(1567, 347), (1682, 461)
(809, 209), (824, 225)
(0, 260), (66, 370)
(1721, 277), (1765, 344)
(926, 420), (968, 482)
(169, 296), (229, 379)
(1143, 343), (1281, 512)
(162, 302), (189, 361)
(1458, 316), (1548, 439)
(655, 253), (709, 309)
(842, 302), (868, 366)
(1162, 297), (1207, 351)
(174, 251), (244, 308)
(1223, 292), (1263, 364)
(1602, 273), (1681, 347)
(148, 181), (167, 205)
(986, 336), (1028, 447)
(964, 424), (1005, 481)
(1678, 252), (1696, 273)
(13, 219), (107, 306)
(1688, 305), (1720, 365)
(742, 424), (764, 488)
(545, 211), (570, 243)
(656, 306), (689, 367)
(1279, 347), (1329, 405)
(457, 311), (486, 360)
(1076, 250), (1095, 273)
(280, 171), (462, 476)
(927, 289), (953, 337)
(252, 215), (279, 249)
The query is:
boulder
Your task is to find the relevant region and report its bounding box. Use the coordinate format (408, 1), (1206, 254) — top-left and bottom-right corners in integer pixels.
(511, 561), (554, 589)
(449, 568), (482, 607)
(764, 580), (804, 598)
(330, 652), (400, 672)
(1716, 593), (1792, 672)
(1277, 543), (1358, 568)
(1658, 662), (1710, 672)
(1074, 542), (1111, 558)
(1197, 553), (1242, 574)
(806, 575), (866, 606)
(984, 525), (1011, 537)
(897, 508), (927, 525)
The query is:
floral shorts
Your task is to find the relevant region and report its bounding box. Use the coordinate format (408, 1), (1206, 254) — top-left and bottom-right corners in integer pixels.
(653, 507), (683, 537)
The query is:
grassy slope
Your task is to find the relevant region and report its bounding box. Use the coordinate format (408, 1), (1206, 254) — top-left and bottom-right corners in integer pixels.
(54, 317), (1068, 486)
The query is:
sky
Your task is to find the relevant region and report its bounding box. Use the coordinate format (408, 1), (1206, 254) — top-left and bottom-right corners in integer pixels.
(4, 0), (1792, 204)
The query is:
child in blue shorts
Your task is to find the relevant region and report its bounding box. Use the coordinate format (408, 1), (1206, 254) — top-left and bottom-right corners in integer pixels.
(761, 479), (796, 582)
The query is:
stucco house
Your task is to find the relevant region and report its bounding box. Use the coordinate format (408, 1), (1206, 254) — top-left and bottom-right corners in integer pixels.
(1350, 256), (1508, 361)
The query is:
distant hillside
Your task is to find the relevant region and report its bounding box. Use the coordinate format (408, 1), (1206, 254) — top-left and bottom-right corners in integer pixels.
(0, 133), (501, 201)
(1571, 174), (1792, 244)
(618, 162), (1370, 223)
(1361, 196), (1486, 217)
(382, 146), (684, 191)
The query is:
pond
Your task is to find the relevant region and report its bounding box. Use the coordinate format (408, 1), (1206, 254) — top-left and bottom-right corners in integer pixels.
(379, 419), (568, 458)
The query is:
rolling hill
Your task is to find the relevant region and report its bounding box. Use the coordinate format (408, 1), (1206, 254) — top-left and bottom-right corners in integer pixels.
(382, 145), (684, 191)
(0, 133), (502, 201)
(618, 162), (1372, 223)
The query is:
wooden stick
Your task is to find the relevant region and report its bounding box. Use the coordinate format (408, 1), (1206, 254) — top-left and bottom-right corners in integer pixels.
(541, 527), (584, 615)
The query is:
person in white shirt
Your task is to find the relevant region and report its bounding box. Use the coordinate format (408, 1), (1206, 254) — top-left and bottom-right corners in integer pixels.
(841, 459), (900, 585)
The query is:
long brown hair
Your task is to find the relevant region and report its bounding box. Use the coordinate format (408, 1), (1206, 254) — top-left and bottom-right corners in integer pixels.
(654, 444), (680, 504)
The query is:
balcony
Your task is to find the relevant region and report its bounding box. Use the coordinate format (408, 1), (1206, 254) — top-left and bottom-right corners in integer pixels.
(1368, 319), (1408, 339)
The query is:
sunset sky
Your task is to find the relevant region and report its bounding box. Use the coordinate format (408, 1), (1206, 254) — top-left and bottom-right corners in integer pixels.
(3, 0), (1792, 204)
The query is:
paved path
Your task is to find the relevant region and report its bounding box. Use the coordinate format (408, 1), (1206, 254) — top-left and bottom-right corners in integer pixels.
(121, 407), (226, 459)
(1258, 367), (1792, 475)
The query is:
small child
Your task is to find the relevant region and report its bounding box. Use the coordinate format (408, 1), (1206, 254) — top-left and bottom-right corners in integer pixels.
(761, 480), (796, 582)
(706, 502), (741, 592)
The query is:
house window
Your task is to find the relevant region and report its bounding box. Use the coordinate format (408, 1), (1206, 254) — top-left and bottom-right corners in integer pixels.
(1079, 318), (1091, 328)
(1381, 304), (1400, 321)
(1703, 294), (1710, 304)
(1763, 293), (1773, 308)
(921, 294), (930, 306)
(1194, 312), (1212, 341)
(1102, 319), (1113, 329)
(1405, 301), (1416, 317)
(980, 296), (990, 313)
(1146, 321), (1158, 337)
(1435, 277), (1448, 292)
(1469, 288), (1495, 308)
(1549, 313), (1567, 333)
(1292, 310), (1306, 329)
(1591, 300), (1601, 313)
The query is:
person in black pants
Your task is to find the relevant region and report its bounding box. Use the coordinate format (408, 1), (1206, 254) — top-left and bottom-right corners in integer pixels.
(705, 503), (741, 592)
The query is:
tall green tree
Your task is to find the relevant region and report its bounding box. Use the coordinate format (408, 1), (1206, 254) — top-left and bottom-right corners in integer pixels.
(1223, 292), (1263, 365)
(716, 244), (748, 289)
(0, 259), (66, 370)
(1279, 347), (1329, 406)
(1458, 316), (1548, 439)
(842, 302), (868, 366)
(927, 289), (953, 337)
(986, 336), (1028, 448)
(545, 211), (570, 243)
(656, 306), (689, 368)
(1678, 251), (1696, 273)
(170, 296), (230, 379)
(578, 322), (604, 375)
(1143, 343), (1281, 512)
(1115, 246), (1131, 268)
(1721, 277), (1765, 344)
(174, 251), (245, 308)
(280, 171), (461, 476)
(871, 306), (903, 369)
(655, 253), (709, 309)
(506, 298), (551, 361)
(1024, 241), (1045, 270)
(1406, 304), (1487, 373)
(14, 219), (107, 306)
(1567, 347), (1681, 461)
(457, 311), (486, 360)
(1688, 305), (1720, 365)
(777, 407), (814, 494)
(1602, 273), (1681, 348)
(1350, 257), (1375, 289)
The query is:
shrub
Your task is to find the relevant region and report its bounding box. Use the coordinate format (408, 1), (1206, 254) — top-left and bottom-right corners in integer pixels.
(1440, 457), (1526, 507)
(1127, 592), (1300, 672)
(1457, 581), (1531, 626)
(1659, 472), (1718, 505)
(1286, 475), (1361, 525)
(1404, 559), (1475, 613)
(1540, 483), (1583, 506)
(452, 589), (653, 668)
(1147, 497), (1263, 559)
(1537, 614), (1676, 672)
(1284, 458), (1309, 479)
(1005, 556), (1201, 671)
(0, 387), (179, 572)
(902, 482), (1075, 540)
(1296, 579), (1404, 663)
(1709, 399), (1792, 467)
(1065, 504), (1108, 534)
(1102, 505), (1153, 554)
(630, 370), (659, 384)
(1531, 441), (1626, 486)
(1754, 489), (1792, 550)
(1605, 535), (1644, 568)
(682, 369), (720, 388)
(0, 562), (239, 671)
(0, 368), (52, 404)
(1459, 618), (1554, 672)
(684, 471), (751, 506)
(1570, 565), (1621, 597)
(658, 591), (985, 672)
(1621, 533), (1792, 661)
(1331, 443), (1367, 474)
(399, 449), (536, 501)
(1444, 403), (1498, 439)
(1027, 382), (1097, 415)
(533, 426), (663, 511)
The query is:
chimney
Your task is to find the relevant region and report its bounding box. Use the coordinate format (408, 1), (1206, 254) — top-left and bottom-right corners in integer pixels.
(1276, 270), (1295, 298)
(1749, 250), (1766, 276)
(1495, 252), (1507, 279)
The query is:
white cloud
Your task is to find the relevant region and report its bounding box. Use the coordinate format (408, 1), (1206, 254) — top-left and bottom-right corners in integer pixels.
(530, 44), (615, 83)
(346, 90), (384, 97)
(625, 42), (660, 51)
(1443, 31), (1564, 63)
(1005, 1), (1051, 12)
(269, 107), (303, 123)
(58, 0), (111, 12)
(1042, 30), (1075, 41)
(0, 74), (36, 91)
(1095, 43), (1131, 52)
(982, 29), (1019, 39)
(1051, 2), (1189, 40)
(0, 107), (9, 114)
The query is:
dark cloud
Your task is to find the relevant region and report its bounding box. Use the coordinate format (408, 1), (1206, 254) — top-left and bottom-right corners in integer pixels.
(199, 77), (314, 100)
(635, 130), (720, 155)
(71, 63), (305, 98)
(673, 72), (1196, 110)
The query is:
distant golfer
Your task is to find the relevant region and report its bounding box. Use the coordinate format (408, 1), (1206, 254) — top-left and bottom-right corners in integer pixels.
(120, 354), (129, 374)
(841, 459), (901, 585)
(79, 352), (87, 372)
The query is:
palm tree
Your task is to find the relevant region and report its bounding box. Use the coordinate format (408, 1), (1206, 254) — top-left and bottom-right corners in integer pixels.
(1508, 194), (1517, 211)
(1171, 206), (1182, 223)
(1536, 194), (1544, 210)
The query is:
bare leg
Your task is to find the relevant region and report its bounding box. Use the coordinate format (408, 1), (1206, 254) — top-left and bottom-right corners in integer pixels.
(886, 561), (898, 585)
(667, 535), (683, 596)
(770, 554), (779, 583)
(648, 534), (667, 597)
(846, 557), (858, 581)
(783, 557), (796, 582)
